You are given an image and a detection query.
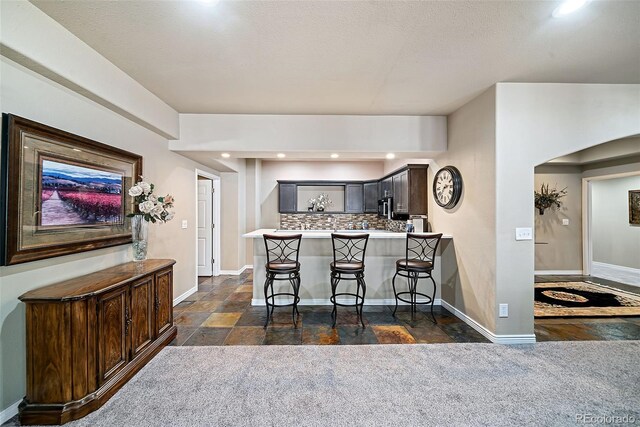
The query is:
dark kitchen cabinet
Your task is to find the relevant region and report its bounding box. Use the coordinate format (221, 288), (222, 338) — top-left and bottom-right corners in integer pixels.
(278, 183), (297, 213)
(363, 181), (379, 213)
(379, 177), (392, 199)
(392, 170), (409, 214)
(345, 183), (364, 213)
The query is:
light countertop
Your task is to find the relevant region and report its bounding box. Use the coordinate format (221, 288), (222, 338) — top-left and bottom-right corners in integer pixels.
(243, 229), (452, 239)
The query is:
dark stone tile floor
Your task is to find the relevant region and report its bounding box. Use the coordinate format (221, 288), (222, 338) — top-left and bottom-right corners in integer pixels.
(534, 275), (640, 341)
(168, 272), (640, 347)
(171, 270), (491, 346)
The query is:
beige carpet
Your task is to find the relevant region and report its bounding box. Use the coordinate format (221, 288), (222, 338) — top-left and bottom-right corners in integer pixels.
(535, 281), (640, 317)
(7, 341), (639, 427)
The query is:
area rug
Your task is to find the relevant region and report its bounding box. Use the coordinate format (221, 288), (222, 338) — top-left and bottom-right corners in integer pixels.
(8, 342), (638, 427)
(535, 281), (640, 317)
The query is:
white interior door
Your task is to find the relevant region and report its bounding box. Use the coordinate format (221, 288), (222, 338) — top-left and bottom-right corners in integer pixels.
(197, 179), (213, 276)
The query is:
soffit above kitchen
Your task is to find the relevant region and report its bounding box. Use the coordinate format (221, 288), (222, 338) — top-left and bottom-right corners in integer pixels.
(32, 0), (640, 116)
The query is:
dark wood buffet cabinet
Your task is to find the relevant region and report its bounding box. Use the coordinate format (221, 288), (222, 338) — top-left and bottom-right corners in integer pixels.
(18, 259), (177, 425)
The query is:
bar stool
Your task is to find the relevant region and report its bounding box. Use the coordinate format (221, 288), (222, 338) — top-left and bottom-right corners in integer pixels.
(263, 233), (302, 328)
(330, 233), (370, 328)
(392, 233), (443, 323)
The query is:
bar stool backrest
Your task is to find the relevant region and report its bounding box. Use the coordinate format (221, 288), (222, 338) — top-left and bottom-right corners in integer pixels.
(263, 234), (302, 265)
(405, 233), (443, 265)
(331, 233), (370, 265)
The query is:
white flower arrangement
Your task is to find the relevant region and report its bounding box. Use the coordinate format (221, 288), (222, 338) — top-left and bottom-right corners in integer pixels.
(127, 177), (175, 223)
(308, 193), (333, 211)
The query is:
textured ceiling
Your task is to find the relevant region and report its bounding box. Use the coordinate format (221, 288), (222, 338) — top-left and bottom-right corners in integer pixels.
(32, 0), (640, 115)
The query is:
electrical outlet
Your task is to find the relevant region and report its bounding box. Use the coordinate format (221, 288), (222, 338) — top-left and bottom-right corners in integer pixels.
(181, 220), (188, 229)
(499, 304), (509, 318)
(515, 227), (533, 241)
(562, 218), (570, 226)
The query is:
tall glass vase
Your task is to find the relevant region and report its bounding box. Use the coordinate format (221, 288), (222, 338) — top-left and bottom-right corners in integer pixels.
(131, 215), (148, 262)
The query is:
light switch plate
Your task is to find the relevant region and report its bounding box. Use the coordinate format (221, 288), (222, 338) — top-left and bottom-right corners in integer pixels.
(515, 227), (533, 241)
(181, 220), (188, 229)
(499, 304), (509, 318)
(562, 218), (570, 226)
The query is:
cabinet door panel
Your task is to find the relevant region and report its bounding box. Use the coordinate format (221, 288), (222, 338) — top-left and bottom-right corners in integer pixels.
(97, 287), (128, 385)
(130, 277), (154, 358)
(278, 183), (297, 213)
(363, 182), (378, 213)
(155, 269), (173, 336)
(345, 183), (363, 213)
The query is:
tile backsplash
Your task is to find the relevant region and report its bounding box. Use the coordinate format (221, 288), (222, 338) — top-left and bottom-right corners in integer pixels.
(279, 213), (408, 232)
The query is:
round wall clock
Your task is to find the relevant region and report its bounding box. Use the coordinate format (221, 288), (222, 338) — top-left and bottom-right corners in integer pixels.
(433, 166), (463, 209)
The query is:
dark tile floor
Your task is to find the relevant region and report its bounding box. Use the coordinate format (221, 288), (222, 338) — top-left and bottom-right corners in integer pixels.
(170, 271), (489, 346)
(169, 272), (640, 346)
(534, 275), (640, 341)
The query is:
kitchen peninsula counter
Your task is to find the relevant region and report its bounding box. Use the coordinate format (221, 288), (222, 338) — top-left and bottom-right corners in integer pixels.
(243, 229), (452, 306)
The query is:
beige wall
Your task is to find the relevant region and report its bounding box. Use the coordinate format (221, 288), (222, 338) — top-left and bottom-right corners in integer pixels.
(0, 57), (215, 410)
(592, 175), (640, 269)
(495, 83), (640, 336)
(533, 165), (583, 272)
(431, 87), (497, 332)
(220, 159), (248, 271)
(259, 161), (385, 228)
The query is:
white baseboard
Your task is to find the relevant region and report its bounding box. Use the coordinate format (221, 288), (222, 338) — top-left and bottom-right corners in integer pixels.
(220, 265), (252, 276)
(440, 300), (537, 345)
(534, 270), (583, 275)
(252, 298), (442, 306)
(592, 262), (640, 287)
(173, 285), (198, 306)
(0, 399), (20, 424)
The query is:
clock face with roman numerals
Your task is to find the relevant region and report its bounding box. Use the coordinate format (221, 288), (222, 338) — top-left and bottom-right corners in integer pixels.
(433, 166), (462, 209)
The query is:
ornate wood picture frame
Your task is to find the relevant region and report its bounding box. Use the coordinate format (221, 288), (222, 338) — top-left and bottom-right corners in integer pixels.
(630, 190), (640, 225)
(1, 114), (142, 265)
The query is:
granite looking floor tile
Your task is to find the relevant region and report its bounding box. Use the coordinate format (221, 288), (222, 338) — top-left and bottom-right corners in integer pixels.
(299, 309), (335, 326)
(174, 311), (211, 327)
(236, 307), (270, 327)
(235, 284), (254, 293)
(363, 311), (401, 325)
(263, 328), (303, 345)
(372, 325), (417, 344)
(302, 326), (341, 345)
(266, 310), (303, 328)
(407, 326), (455, 344)
(224, 327), (266, 345)
(534, 324), (600, 342)
(183, 300), (222, 313)
(225, 291), (253, 302)
(331, 309), (367, 326)
(337, 325), (379, 345)
(168, 326), (197, 346)
(199, 291), (233, 302)
(183, 291), (211, 302)
(439, 323), (490, 343)
(214, 300), (251, 313)
(582, 322), (640, 340)
(202, 312), (243, 328)
(182, 327), (231, 346)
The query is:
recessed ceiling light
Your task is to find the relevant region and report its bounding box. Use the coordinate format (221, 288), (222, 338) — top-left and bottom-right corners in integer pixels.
(386, 153), (396, 160)
(552, 0), (589, 18)
(277, 153), (286, 158)
(221, 153), (230, 158)
(331, 153), (339, 159)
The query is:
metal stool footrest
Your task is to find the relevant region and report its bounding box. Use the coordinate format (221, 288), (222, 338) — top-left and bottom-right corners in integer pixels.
(329, 292), (365, 307)
(394, 291), (433, 305)
(265, 292), (301, 308)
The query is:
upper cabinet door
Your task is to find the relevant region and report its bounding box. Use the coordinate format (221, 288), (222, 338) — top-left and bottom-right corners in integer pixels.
(363, 182), (378, 213)
(278, 183), (297, 213)
(379, 177), (392, 199)
(345, 183), (364, 213)
(393, 171), (409, 213)
(408, 167), (428, 215)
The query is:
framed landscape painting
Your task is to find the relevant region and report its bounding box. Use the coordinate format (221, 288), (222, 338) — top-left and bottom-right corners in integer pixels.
(630, 190), (640, 225)
(1, 114), (142, 265)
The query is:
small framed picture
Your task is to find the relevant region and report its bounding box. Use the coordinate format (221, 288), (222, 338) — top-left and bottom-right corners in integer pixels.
(630, 190), (640, 225)
(1, 114), (142, 265)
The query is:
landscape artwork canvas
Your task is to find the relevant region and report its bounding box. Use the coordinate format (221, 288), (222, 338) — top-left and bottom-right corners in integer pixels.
(40, 159), (124, 226)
